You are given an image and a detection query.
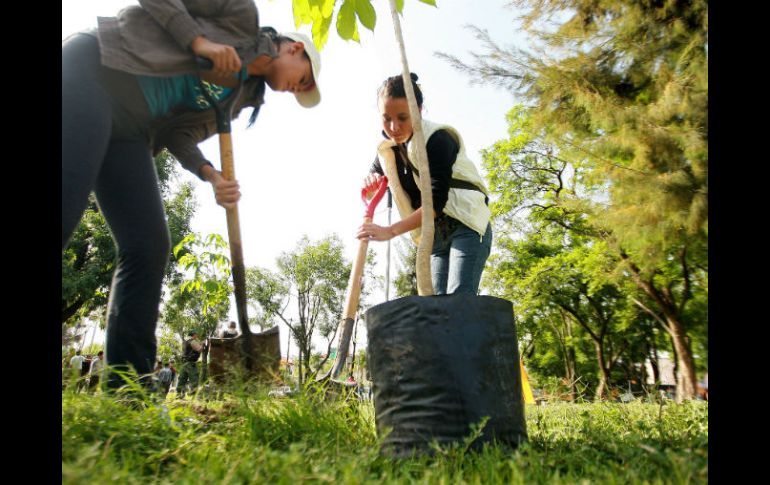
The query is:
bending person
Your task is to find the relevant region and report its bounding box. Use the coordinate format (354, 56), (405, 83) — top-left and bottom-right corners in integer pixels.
(62, 0), (322, 389)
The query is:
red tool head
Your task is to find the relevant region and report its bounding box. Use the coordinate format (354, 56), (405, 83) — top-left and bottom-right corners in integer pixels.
(362, 176), (389, 218)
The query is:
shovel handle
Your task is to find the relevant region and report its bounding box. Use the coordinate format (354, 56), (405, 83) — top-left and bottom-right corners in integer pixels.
(362, 176), (389, 218)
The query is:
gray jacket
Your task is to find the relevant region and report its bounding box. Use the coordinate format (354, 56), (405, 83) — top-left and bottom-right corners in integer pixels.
(95, 0), (276, 179)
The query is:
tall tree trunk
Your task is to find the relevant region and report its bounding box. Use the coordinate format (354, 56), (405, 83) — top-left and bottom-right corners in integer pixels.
(556, 310), (578, 400)
(623, 254), (698, 400)
(594, 342), (610, 401)
(201, 344), (209, 383)
(286, 330), (291, 364)
(669, 320), (696, 402)
(647, 339), (660, 386)
(298, 347), (304, 386)
(302, 341), (313, 385)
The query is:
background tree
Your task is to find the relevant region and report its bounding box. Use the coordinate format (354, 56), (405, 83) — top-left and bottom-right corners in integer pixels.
(62, 150), (196, 328)
(392, 240), (418, 297)
(479, 105), (707, 400)
(319, 249), (381, 376)
(246, 235), (350, 385)
(170, 233), (232, 381)
(440, 0), (707, 400)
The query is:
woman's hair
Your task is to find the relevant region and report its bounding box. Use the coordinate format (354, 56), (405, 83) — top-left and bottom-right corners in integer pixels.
(378, 72), (423, 109)
(246, 27), (310, 127)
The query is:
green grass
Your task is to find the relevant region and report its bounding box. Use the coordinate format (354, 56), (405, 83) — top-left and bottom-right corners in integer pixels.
(62, 387), (707, 484)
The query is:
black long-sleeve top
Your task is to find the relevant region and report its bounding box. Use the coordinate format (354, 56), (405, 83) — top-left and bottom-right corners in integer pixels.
(370, 129), (459, 215)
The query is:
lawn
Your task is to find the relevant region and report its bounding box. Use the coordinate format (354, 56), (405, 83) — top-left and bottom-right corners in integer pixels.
(62, 387), (708, 484)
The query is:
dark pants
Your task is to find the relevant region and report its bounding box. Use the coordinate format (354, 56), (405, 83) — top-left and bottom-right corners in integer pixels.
(176, 363), (200, 398)
(62, 34), (169, 388)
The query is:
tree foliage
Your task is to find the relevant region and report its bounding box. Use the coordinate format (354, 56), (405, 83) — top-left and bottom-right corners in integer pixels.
(246, 234), (350, 384)
(392, 239), (418, 297)
(291, 0), (437, 50)
(442, 0), (707, 400)
(164, 232), (232, 379)
(62, 150), (196, 327)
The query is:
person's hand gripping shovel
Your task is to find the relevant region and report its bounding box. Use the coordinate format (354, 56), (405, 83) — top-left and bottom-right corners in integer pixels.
(319, 176), (389, 383)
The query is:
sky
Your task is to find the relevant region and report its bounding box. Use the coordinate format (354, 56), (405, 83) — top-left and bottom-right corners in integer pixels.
(63, 0), (528, 355)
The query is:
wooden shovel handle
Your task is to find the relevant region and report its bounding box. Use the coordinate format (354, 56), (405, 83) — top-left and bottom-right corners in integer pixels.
(328, 177), (389, 379)
(219, 133), (250, 337)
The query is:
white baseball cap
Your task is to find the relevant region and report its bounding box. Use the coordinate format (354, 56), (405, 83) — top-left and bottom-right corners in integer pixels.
(280, 31), (321, 108)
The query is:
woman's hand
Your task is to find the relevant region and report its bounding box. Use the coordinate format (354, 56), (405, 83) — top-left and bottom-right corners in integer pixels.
(201, 165), (240, 209)
(357, 222), (395, 242)
(212, 177), (240, 210)
(362, 173), (384, 200)
(190, 36), (242, 79)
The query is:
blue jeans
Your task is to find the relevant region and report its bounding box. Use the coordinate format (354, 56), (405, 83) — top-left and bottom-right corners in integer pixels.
(430, 216), (492, 295)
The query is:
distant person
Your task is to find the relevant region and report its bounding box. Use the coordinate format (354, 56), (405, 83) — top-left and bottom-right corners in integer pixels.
(358, 73), (492, 295)
(177, 331), (203, 398)
(169, 359), (178, 381)
(79, 354), (93, 392)
(69, 351), (84, 373)
(221, 321), (239, 338)
(157, 362), (174, 398)
(88, 351), (104, 392)
(698, 372), (708, 401)
(68, 350), (85, 389)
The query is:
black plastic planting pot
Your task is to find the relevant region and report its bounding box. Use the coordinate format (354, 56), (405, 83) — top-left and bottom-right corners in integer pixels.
(365, 294), (528, 458)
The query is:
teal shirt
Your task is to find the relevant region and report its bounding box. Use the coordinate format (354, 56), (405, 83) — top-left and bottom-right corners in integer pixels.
(137, 69), (246, 118)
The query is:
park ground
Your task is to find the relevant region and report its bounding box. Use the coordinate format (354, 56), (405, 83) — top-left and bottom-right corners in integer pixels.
(62, 386), (707, 484)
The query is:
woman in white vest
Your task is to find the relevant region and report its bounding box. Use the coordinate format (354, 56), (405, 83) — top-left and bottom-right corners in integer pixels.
(358, 73), (492, 295)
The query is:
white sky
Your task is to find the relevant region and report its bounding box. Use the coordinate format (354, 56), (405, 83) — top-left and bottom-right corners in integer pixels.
(63, 0), (527, 355)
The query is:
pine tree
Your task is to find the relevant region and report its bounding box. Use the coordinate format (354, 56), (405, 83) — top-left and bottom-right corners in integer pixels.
(443, 1), (707, 399)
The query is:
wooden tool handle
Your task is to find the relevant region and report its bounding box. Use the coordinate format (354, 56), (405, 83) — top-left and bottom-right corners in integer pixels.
(219, 133), (251, 338)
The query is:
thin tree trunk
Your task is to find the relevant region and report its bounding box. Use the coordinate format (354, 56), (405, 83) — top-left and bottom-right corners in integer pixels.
(201, 344), (209, 383)
(388, 0), (434, 295)
(563, 311), (578, 400)
(594, 342), (610, 401)
(298, 347), (304, 386)
(286, 330), (291, 364)
(314, 324), (340, 375)
(669, 319), (697, 402)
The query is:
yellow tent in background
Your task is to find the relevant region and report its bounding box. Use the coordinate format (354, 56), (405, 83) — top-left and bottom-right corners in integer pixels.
(520, 358), (535, 404)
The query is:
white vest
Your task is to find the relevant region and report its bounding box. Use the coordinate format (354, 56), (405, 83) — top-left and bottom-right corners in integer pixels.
(376, 119), (491, 244)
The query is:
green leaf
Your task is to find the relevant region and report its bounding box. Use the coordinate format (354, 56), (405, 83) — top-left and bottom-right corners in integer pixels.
(417, 0), (437, 6)
(308, 0), (322, 18)
(178, 253), (195, 268)
(204, 280), (220, 293)
(354, 0), (376, 31)
(293, 0), (312, 28)
(312, 13), (333, 50)
(336, 0), (356, 41)
(320, 0), (335, 18)
(396, 0), (404, 13)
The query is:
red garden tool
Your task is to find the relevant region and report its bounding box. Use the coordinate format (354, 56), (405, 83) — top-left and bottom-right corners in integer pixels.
(321, 176), (389, 381)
